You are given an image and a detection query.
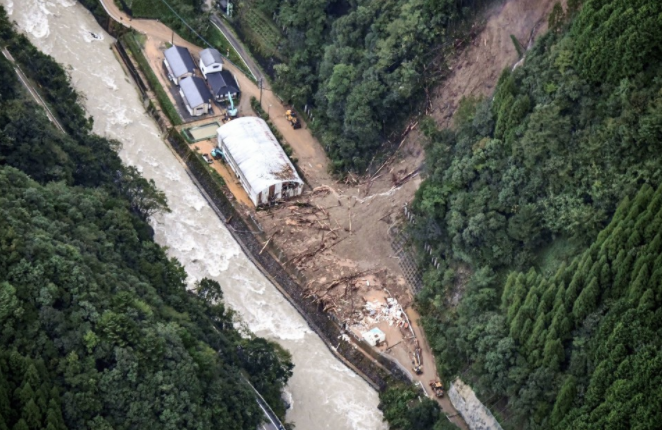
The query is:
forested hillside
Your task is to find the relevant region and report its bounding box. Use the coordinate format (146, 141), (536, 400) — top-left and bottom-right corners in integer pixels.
(249, 0), (487, 172)
(422, 183), (662, 429)
(0, 7), (291, 429)
(117, 0), (209, 41)
(412, 0), (662, 428)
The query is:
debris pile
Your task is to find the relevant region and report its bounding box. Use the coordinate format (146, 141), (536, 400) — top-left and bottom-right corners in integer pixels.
(350, 297), (407, 333)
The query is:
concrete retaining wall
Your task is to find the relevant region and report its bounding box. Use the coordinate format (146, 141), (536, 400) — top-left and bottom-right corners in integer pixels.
(449, 379), (503, 430)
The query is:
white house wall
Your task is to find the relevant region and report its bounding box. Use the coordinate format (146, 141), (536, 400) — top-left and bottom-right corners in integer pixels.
(215, 92), (238, 102)
(256, 182), (304, 206)
(200, 61), (223, 78)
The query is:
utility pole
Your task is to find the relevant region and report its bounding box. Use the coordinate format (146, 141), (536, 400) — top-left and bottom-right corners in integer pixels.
(259, 78), (263, 105)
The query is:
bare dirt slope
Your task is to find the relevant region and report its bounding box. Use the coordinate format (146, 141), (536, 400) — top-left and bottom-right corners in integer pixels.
(259, 0), (561, 337)
(430, 0), (559, 129)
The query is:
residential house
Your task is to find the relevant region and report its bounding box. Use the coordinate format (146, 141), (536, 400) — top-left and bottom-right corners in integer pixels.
(163, 45), (195, 85)
(199, 48), (224, 77)
(179, 76), (212, 117)
(206, 70), (239, 102)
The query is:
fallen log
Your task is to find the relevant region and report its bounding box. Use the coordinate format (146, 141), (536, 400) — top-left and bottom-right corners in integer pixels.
(320, 270), (373, 295)
(259, 231), (278, 255)
(371, 120), (419, 179)
(394, 168), (421, 187)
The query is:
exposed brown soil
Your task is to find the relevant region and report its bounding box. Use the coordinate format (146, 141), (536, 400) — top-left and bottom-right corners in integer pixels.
(101, 0), (558, 425)
(430, 0), (558, 129)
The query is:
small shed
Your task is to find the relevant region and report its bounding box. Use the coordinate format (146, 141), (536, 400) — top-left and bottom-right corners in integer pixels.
(206, 70), (239, 102)
(362, 328), (386, 347)
(199, 48), (224, 77)
(217, 117), (304, 206)
(163, 45), (195, 85)
(179, 76), (212, 117)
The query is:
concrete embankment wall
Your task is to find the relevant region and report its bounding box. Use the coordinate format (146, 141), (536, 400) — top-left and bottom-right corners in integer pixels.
(449, 379), (504, 430)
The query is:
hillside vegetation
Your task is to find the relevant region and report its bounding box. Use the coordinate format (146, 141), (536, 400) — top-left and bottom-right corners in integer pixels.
(250, 0), (489, 172)
(0, 8), (291, 429)
(412, 0), (662, 428)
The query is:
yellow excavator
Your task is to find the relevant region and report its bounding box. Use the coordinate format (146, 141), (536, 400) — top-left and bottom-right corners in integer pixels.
(285, 110), (301, 129)
(429, 380), (444, 398)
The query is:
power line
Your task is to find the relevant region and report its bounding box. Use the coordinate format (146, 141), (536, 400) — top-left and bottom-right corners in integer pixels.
(157, 0), (213, 48)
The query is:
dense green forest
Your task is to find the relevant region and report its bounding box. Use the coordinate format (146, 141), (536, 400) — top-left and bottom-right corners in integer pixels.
(0, 7), (291, 429)
(421, 183), (662, 429)
(412, 0), (662, 428)
(118, 0), (209, 39)
(250, 0), (487, 172)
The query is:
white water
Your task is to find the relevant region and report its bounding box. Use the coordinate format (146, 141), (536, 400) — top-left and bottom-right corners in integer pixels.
(3, 1), (387, 429)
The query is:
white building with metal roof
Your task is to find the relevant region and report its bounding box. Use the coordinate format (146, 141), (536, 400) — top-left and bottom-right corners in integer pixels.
(199, 48), (224, 77)
(217, 117), (304, 206)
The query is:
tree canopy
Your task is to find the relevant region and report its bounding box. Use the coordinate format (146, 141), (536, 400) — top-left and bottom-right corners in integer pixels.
(248, 0), (488, 172)
(0, 7), (292, 429)
(412, 1), (662, 428)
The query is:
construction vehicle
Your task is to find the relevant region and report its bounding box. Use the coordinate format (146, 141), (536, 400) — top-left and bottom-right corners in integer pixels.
(211, 148), (224, 160)
(429, 380), (444, 398)
(226, 92), (238, 117)
(285, 109), (301, 129)
(412, 353), (423, 375)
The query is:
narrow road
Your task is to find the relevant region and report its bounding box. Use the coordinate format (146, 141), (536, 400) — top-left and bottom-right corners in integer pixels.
(241, 375), (284, 430)
(2, 47), (66, 133)
(407, 308), (469, 429)
(97, 0), (129, 28)
(209, 14), (263, 84)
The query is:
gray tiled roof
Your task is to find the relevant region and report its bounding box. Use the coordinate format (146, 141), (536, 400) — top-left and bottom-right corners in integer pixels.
(207, 71), (239, 97)
(200, 48), (224, 67)
(164, 45), (195, 78)
(180, 76), (211, 108)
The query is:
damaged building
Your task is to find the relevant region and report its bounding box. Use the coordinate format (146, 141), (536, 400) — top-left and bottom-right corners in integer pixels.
(216, 117), (304, 206)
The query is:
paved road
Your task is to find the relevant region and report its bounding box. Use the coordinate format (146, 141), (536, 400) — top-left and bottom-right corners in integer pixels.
(241, 375), (284, 430)
(209, 14), (264, 84)
(2, 48), (66, 133)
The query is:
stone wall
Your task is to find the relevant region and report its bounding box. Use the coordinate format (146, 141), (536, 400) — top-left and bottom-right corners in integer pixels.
(448, 379), (503, 430)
